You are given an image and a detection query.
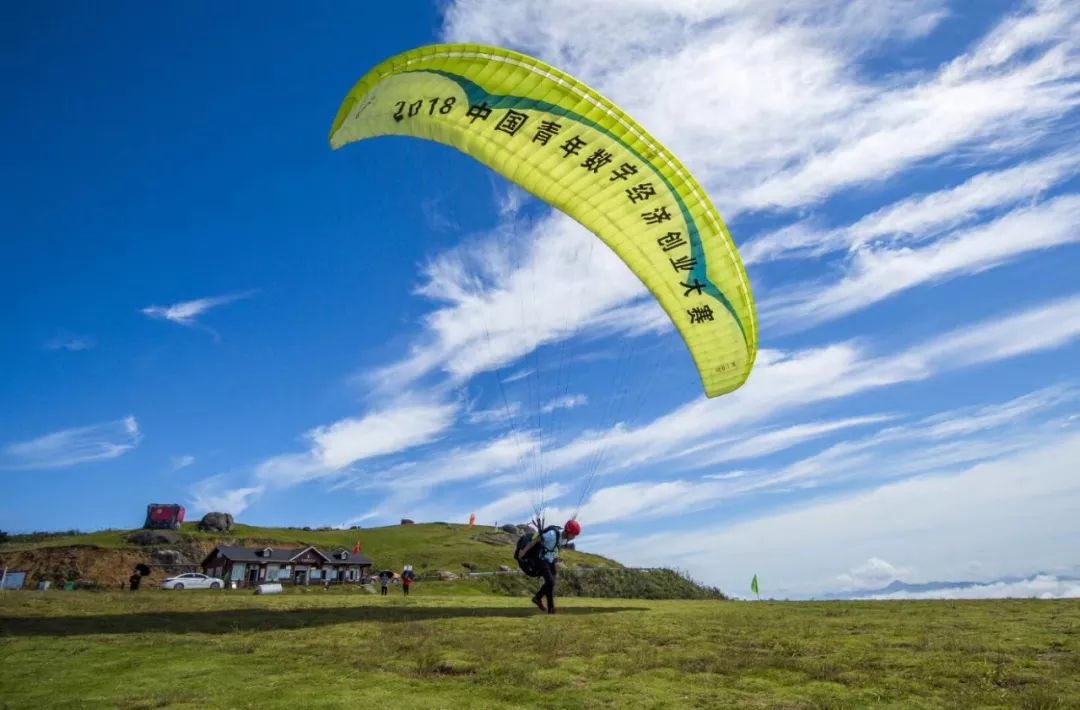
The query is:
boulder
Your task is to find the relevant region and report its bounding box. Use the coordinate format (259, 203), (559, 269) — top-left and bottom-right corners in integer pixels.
(126, 530), (180, 546)
(197, 512), (234, 533)
(152, 549), (184, 564)
(400, 518), (415, 525)
(498, 565), (511, 573)
(436, 570), (458, 581)
(500, 524), (520, 534)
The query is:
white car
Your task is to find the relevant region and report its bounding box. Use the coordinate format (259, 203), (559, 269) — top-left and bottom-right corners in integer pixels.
(160, 573), (225, 590)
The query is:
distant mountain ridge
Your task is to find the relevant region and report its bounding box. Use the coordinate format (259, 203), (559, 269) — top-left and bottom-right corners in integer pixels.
(821, 573), (1080, 599)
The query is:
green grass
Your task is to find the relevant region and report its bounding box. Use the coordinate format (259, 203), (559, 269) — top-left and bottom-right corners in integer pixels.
(2, 590), (1078, 709)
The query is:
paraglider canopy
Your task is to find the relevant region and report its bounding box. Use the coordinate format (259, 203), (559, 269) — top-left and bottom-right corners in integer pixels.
(329, 43), (758, 399)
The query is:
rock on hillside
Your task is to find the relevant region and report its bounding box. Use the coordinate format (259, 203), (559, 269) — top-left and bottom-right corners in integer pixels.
(198, 512), (234, 532)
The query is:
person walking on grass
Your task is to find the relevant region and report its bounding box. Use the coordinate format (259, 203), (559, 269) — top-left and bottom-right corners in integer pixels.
(516, 519), (580, 614)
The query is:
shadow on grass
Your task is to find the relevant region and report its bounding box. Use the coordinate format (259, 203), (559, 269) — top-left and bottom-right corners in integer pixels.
(0, 604), (645, 637)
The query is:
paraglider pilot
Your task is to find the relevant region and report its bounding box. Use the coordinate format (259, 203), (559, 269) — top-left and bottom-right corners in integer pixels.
(518, 519), (580, 614)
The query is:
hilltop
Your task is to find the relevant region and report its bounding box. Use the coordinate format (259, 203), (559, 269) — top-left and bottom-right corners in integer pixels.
(0, 522), (723, 599)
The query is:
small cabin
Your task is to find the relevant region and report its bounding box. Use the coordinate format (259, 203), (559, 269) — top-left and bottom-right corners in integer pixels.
(200, 545), (373, 587)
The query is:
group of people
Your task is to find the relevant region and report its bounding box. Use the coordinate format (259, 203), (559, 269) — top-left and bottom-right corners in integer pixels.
(377, 566), (414, 596)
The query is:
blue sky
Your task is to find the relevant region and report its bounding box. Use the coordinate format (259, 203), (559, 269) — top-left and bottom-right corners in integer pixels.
(3, 0), (1078, 597)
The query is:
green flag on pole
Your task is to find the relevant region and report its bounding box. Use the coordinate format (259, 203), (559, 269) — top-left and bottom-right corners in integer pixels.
(750, 574), (759, 597)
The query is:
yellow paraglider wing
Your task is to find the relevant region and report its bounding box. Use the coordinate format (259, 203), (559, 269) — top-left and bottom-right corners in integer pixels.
(330, 44), (757, 397)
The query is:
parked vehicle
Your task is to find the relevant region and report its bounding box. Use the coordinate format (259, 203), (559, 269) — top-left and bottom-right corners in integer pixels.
(160, 573), (224, 590)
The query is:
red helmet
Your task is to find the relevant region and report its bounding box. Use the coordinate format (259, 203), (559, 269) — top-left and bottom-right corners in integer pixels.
(564, 519), (581, 536)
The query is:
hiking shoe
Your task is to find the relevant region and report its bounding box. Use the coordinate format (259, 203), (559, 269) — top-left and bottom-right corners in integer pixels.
(531, 596), (546, 612)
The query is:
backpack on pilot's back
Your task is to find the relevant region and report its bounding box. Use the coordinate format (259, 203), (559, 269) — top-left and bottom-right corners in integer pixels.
(514, 525), (561, 577)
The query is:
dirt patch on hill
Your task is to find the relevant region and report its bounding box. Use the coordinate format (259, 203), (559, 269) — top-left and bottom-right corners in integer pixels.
(0, 540), (218, 588)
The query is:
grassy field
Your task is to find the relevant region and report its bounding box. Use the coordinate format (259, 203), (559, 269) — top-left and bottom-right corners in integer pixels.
(2, 588), (1078, 709)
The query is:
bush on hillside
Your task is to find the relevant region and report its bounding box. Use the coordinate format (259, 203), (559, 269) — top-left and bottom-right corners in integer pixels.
(5, 529), (81, 543)
(474, 567), (725, 600)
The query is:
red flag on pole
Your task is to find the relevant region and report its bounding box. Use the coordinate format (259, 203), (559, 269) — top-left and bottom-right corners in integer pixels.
(352, 541), (361, 554)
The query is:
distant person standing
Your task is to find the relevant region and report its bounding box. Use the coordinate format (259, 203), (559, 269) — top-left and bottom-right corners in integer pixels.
(379, 572), (390, 596)
(128, 572), (142, 591)
(402, 574), (412, 596)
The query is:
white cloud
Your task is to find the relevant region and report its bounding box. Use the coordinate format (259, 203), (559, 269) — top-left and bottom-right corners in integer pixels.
(729, 385), (1079, 495)
(860, 575), (1080, 600)
(561, 384), (1074, 537)
(622, 431), (1080, 596)
(256, 399), (459, 487)
(375, 430), (540, 491)
(682, 414), (895, 467)
(43, 334), (95, 352)
(468, 483), (569, 526)
(444, 0), (1078, 215)
(188, 476), (263, 517)
(368, 212), (649, 390)
(836, 557), (913, 591)
(541, 394), (587, 413)
(467, 401), (522, 425)
(171, 455), (196, 472)
(881, 293), (1080, 375)
(308, 402), (458, 470)
(743, 149), (1080, 263)
(356, 292), (1077, 531)
(522, 295), (1080, 486)
(733, 0), (1078, 211)
(141, 290), (255, 334)
(2, 417), (141, 470)
(763, 195), (1080, 331)
(567, 479), (730, 526)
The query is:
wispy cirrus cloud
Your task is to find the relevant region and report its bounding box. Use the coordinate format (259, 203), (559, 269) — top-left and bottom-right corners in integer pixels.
(255, 399), (460, 487)
(171, 455), (196, 472)
(510, 294), (1080, 488)
(541, 394), (587, 413)
(188, 475), (263, 516)
(368, 213), (650, 391)
(43, 333), (96, 352)
(616, 431), (1080, 596)
(350, 296), (1078, 527)
(763, 195), (1080, 331)
(2, 417), (141, 470)
(552, 382), (1076, 539)
(445, 0), (1078, 215)
(141, 290), (256, 338)
(859, 575), (1080, 600)
(721, 385), (1079, 498)
(742, 149), (1080, 264)
(681, 414), (896, 468)
(458, 483), (568, 527)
